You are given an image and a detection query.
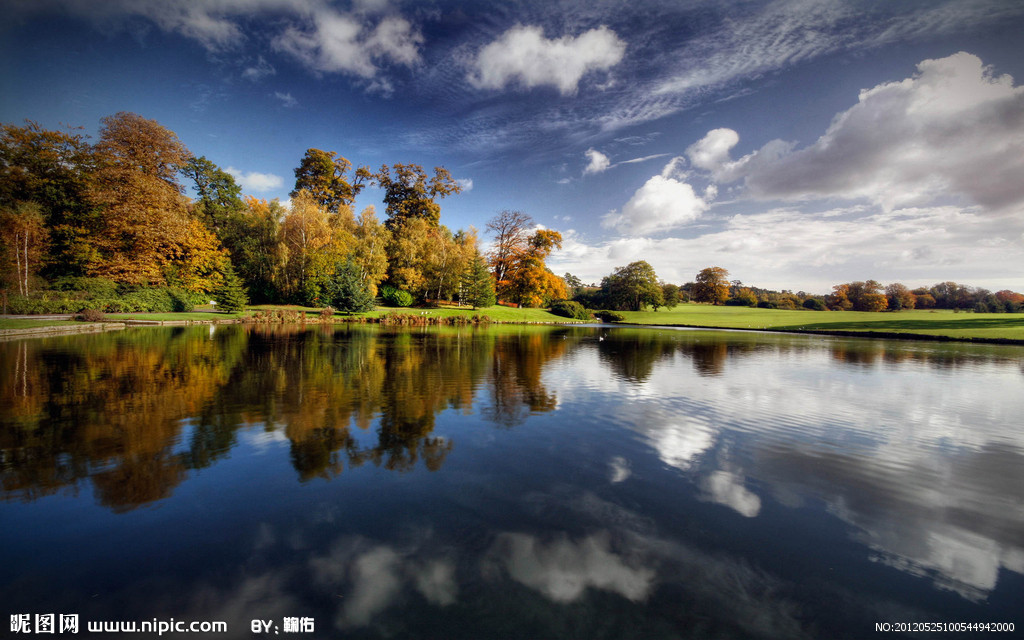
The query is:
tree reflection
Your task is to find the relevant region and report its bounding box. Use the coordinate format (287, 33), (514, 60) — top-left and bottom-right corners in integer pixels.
(0, 324), (571, 509)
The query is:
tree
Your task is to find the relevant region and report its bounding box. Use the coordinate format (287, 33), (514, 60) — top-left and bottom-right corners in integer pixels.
(373, 163), (462, 228)
(693, 267), (730, 304)
(826, 284), (853, 310)
(291, 149), (371, 215)
(182, 156), (244, 234)
(325, 259), (375, 313)
(226, 196), (285, 302)
(278, 190), (353, 305)
(885, 283), (916, 311)
(564, 273), (584, 298)
(213, 264), (248, 314)
(350, 206), (391, 297)
(497, 228), (566, 307)
(87, 112), (196, 285)
(0, 202), (48, 295)
(600, 261), (664, 311)
(486, 210), (532, 285)
(728, 287), (758, 307)
(661, 282), (681, 309)
(461, 250), (496, 309)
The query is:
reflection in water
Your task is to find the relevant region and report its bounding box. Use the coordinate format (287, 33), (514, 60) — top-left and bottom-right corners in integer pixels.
(2, 324), (1023, 637)
(0, 325), (569, 508)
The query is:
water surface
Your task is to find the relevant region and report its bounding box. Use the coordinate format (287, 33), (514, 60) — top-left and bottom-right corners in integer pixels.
(2, 324), (1022, 638)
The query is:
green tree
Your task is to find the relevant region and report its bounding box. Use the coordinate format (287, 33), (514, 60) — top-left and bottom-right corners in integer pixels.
(291, 149), (371, 215)
(213, 264), (248, 314)
(461, 250), (496, 309)
(600, 261), (664, 311)
(325, 259), (375, 313)
(373, 163), (462, 229)
(661, 282), (681, 309)
(564, 272), (584, 298)
(182, 156), (244, 235)
(692, 267), (730, 305)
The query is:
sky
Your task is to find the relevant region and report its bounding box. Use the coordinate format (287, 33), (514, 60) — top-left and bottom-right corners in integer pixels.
(2, 0), (1023, 293)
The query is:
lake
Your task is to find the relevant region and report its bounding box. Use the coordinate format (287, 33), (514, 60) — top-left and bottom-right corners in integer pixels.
(2, 324), (1022, 638)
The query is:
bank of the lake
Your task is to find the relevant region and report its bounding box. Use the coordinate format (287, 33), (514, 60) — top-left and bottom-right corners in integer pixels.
(615, 304), (1024, 344)
(4, 303), (1024, 343)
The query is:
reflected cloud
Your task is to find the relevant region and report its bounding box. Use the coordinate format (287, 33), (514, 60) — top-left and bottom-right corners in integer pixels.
(609, 456), (631, 483)
(649, 416), (716, 471)
(702, 470), (762, 518)
(486, 531), (655, 603)
(309, 536), (458, 628)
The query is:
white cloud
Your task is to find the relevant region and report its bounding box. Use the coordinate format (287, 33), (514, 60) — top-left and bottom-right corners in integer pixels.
(698, 53), (1024, 212)
(702, 471), (762, 518)
(227, 166), (284, 192)
(550, 204), (1024, 292)
(273, 91), (297, 107)
(601, 158), (712, 235)
(273, 10), (421, 78)
(468, 25), (625, 95)
(22, 1), (424, 84)
(242, 55), (276, 82)
(583, 148), (610, 175)
(455, 178), (473, 192)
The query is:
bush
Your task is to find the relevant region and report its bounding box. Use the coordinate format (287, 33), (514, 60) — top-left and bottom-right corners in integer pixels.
(381, 285), (414, 307)
(320, 307), (335, 322)
(594, 310), (625, 322)
(74, 308), (106, 322)
(50, 277), (119, 298)
(550, 300), (592, 320)
(802, 298), (827, 311)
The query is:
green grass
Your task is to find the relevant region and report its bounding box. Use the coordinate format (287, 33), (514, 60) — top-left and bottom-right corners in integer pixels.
(616, 304), (1024, 341)
(0, 318), (82, 330)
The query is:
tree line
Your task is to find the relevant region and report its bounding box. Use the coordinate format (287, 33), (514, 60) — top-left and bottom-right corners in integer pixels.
(564, 263), (1024, 314)
(0, 113), (567, 314)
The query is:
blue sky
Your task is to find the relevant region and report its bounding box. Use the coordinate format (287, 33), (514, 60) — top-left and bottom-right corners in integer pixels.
(2, 0), (1023, 292)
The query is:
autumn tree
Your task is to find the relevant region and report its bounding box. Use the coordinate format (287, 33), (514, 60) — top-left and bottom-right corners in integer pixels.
(374, 163), (462, 229)
(88, 112), (227, 289)
(0, 202), (48, 295)
(226, 196), (285, 302)
(499, 228), (566, 307)
(600, 261), (664, 311)
(486, 210), (532, 286)
(279, 190), (353, 305)
(0, 120), (97, 277)
(291, 148), (371, 214)
(692, 267), (730, 304)
(349, 206), (391, 297)
(826, 284), (853, 310)
(885, 283), (916, 311)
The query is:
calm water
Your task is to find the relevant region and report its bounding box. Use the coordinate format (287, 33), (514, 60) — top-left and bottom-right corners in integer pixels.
(2, 324), (1022, 638)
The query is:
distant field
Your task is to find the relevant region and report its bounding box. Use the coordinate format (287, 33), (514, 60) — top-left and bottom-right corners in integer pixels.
(616, 304), (1024, 342)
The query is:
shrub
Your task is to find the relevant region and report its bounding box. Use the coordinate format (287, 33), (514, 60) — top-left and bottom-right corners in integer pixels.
(50, 276), (119, 298)
(550, 300), (592, 320)
(381, 285), (414, 307)
(594, 309), (625, 322)
(320, 307), (335, 322)
(74, 308), (107, 322)
(802, 298), (827, 311)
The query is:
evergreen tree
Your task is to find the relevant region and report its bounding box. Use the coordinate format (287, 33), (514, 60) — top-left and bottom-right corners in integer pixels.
(462, 251), (496, 309)
(214, 264), (248, 314)
(326, 259), (375, 313)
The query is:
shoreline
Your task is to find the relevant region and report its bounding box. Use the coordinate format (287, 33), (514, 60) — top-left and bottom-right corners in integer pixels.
(3, 316), (1023, 346)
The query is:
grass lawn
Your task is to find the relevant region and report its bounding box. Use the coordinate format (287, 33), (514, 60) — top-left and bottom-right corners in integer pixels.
(0, 318), (82, 330)
(617, 304), (1024, 342)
